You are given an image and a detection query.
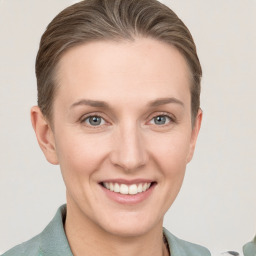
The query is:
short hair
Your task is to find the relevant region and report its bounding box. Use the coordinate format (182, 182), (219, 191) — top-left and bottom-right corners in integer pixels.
(36, 0), (202, 124)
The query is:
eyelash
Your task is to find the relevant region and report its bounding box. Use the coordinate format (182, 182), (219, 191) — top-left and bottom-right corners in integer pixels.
(148, 112), (175, 126)
(80, 112), (176, 128)
(80, 113), (109, 128)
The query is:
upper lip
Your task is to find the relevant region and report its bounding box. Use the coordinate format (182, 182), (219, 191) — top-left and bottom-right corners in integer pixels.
(99, 179), (155, 185)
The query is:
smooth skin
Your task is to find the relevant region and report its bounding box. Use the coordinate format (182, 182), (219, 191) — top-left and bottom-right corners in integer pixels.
(31, 38), (202, 256)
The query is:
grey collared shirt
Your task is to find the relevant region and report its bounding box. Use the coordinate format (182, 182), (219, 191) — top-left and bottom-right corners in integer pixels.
(1, 204), (226, 256)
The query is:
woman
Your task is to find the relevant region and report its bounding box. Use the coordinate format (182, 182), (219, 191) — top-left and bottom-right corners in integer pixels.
(3, 0), (208, 255)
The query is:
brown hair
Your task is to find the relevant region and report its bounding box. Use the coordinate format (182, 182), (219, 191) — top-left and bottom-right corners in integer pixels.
(36, 0), (202, 124)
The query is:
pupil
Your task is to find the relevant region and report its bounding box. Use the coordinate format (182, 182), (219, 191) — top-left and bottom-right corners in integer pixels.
(155, 116), (166, 125)
(89, 116), (101, 125)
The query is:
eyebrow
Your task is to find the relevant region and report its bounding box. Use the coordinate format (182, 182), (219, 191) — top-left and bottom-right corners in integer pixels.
(148, 97), (184, 107)
(70, 99), (109, 109)
(70, 97), (184, 110)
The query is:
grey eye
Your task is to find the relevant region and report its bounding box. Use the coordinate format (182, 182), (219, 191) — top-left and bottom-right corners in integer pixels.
(85, 116), (106, 126)
(151, 115), (170, 125)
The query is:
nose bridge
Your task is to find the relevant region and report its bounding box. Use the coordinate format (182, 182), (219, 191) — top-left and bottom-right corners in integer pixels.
(110, 120), (147, 171)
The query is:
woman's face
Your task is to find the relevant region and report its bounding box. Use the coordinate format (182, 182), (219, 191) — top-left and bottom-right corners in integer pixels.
(39, 38), (201, 237)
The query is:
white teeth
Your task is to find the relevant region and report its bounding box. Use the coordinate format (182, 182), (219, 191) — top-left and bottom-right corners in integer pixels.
(129, 184), (138, 195)
(142, 183), (148, 192)
(137, 183), (143, 193)
(105, 183), (110, 189)
(103, 182), (152, 195)
(120, 184), (129, 194)
(114, 183), (120, 193)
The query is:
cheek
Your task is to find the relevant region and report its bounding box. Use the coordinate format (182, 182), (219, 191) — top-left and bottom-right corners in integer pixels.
(148, 130), (191, 173)
(55, 131), (110, 180)
(145, 132), (190, 215)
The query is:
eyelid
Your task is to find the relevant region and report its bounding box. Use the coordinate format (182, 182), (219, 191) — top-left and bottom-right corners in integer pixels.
(148, 111), (176, 120)
(79, 111), (176, 128)
(147, 112), (176, 123)
(79, 112), (110, 127)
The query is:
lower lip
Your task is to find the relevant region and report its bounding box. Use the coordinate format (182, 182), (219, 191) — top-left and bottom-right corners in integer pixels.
(100, 183), (156, 205)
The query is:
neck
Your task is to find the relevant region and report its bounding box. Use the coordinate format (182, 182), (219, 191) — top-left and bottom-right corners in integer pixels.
(64, 202), (169, 256)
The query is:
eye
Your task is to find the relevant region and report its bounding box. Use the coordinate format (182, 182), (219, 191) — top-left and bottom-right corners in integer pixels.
(150, 115), (172, 125)
(84, 116), (106, 126)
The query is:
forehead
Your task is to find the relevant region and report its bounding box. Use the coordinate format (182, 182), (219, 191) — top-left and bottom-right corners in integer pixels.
(55, 38), (191, 106)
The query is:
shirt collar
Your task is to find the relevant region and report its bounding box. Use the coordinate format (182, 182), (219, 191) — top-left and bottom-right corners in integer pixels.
(163, 227), (211, 256)
(243, 236), (256, 256)
(39, 205), (73, 256)
(38, 204), (210, 256)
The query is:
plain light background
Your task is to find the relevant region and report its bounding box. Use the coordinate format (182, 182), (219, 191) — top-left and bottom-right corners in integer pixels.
(0, 0), (255, 254)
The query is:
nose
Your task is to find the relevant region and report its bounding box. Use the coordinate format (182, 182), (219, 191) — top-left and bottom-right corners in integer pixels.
(109, 123), (148, 172)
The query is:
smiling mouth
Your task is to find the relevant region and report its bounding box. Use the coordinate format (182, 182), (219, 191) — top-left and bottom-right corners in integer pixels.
(100, 182), (156, 195)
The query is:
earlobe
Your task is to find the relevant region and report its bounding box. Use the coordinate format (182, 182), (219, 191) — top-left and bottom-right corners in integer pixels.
(31, 106), (59, 165)
(186, 109), (203, 163)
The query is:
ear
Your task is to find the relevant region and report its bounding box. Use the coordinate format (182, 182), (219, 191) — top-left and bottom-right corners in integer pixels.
(186, 109), (203, 163)
(31, 106), (59, 165)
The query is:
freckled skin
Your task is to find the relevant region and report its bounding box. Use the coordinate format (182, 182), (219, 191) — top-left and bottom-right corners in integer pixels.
(31, 38), (202, 255)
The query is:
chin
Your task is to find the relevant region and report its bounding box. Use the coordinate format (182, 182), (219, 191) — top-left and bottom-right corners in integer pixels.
(97, 212), (162, 238)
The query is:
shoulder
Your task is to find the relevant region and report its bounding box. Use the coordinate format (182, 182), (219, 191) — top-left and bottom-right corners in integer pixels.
(243, 236), (256, 256)
(1, 205), (71, 256)
(163, 227), (211, 256)
(1, 235), (41, 256)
